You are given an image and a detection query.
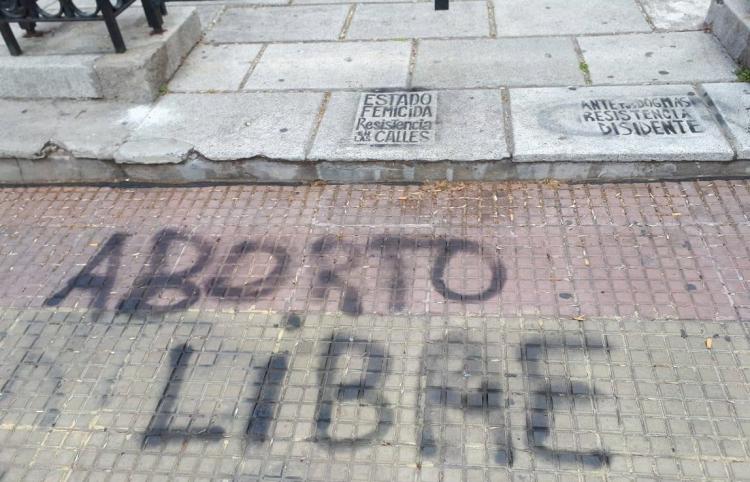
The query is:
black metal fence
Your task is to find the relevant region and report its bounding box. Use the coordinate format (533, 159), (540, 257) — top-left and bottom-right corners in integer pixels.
(0, 0), (167, 55)
(1, 0), (448, 57)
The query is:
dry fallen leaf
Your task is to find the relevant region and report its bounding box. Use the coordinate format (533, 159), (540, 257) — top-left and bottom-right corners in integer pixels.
(705, 338), (713, 350)
(573, 315), (586, 321)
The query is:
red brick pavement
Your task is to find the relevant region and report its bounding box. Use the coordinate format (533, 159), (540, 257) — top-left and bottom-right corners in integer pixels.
(0, 180), (747, 321)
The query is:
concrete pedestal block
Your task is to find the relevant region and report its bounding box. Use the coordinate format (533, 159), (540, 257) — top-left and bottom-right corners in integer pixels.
(0, 7), (200, 102)
(707, 0), (750, 67)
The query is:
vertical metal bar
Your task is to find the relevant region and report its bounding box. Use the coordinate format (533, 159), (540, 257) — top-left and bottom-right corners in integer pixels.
(19, 0), (39, 37)
(141, 0), (164, 33)
(96, 0), (126, 53)
(0, 22), (21, 56)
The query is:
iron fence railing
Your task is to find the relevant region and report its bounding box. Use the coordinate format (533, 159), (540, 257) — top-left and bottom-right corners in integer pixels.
(0, 0), (166, 55)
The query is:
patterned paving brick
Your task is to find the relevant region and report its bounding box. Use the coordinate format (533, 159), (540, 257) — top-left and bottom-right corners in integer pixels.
(0, 181), (747, 320)
(0, 310), (749, 480)
(0, 180), (748, 480)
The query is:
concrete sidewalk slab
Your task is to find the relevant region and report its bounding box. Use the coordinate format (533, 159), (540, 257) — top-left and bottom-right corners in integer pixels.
(347, 2), (489, 40)
(493, 0), (651, 37)
(243, 41), (411, 90)
(309, 90), (508, 161)
(703, 82), (750, 159)
(114, 92), (323, 163)
(205, 5), (350, 43)
(412, 38), (584, 88)
(511, 85), (734, 162)
(579, 32), (738, 84)
(0, 99), (150, 159)
(639, 0), (711, 30)
(169, 44), (262, 92)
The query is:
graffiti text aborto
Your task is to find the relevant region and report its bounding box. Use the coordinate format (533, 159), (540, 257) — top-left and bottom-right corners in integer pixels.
(44, 229), (505, 313)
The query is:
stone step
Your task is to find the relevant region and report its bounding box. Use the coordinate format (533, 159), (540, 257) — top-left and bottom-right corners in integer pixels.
(707, 0), (750, 68)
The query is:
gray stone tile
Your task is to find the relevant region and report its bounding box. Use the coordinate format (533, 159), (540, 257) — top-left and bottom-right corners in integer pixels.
(510, 84), (734, 162)
(205, 5), (350, 43)
(639, 0), (711, 30)
(702, 82), (750, 159)
(115, 92), (323, 163)
(412, 38), (584, 88)
(244, 41), (411, 90)
(579, 32), (738, 84)
(0, 99), (152, 159)
(309, 89), (508, 161)
(494, 0), (651, 36)
(169, 44), (262, 92)
(347, 2), (489, 40)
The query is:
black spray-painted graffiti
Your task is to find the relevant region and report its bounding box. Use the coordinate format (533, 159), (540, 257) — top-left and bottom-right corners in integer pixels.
(119, 230), (212, 313)
(36, 231), (607, 468)
(247, 352), (289, 442)
(140, 328), (609, 469)
(520, 338), (609, 467)
(310, 236), (363, 316)
(143, 343), (225, 446)
(44, 229), (505, 313)
(45, 233), (129, 310)
(314, 335), (392, 446)
(420, 331), (512, 465)
(208, 240), (290, 300)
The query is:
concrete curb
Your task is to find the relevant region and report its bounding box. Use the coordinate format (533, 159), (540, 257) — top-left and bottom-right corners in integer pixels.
(1, 82), (749, 184)
(2, 156), (749, 184)
(707, 0), (750, 68)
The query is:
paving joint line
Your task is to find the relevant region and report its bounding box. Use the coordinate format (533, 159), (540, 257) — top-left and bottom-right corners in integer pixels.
(500, 87), (515, 158)
(167, 78), (740, 96)
(632, 0), (658, 31)
(486, 0), (497, 38)
(304, 92), (332, 158)
(200, 29), (688, 45)
(238, 44), (268, 91)
(695, 82), (741, 161)
(572, 36), (593, 86)
(406, 39), (419, 89)
(338, 3), (357, 40)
